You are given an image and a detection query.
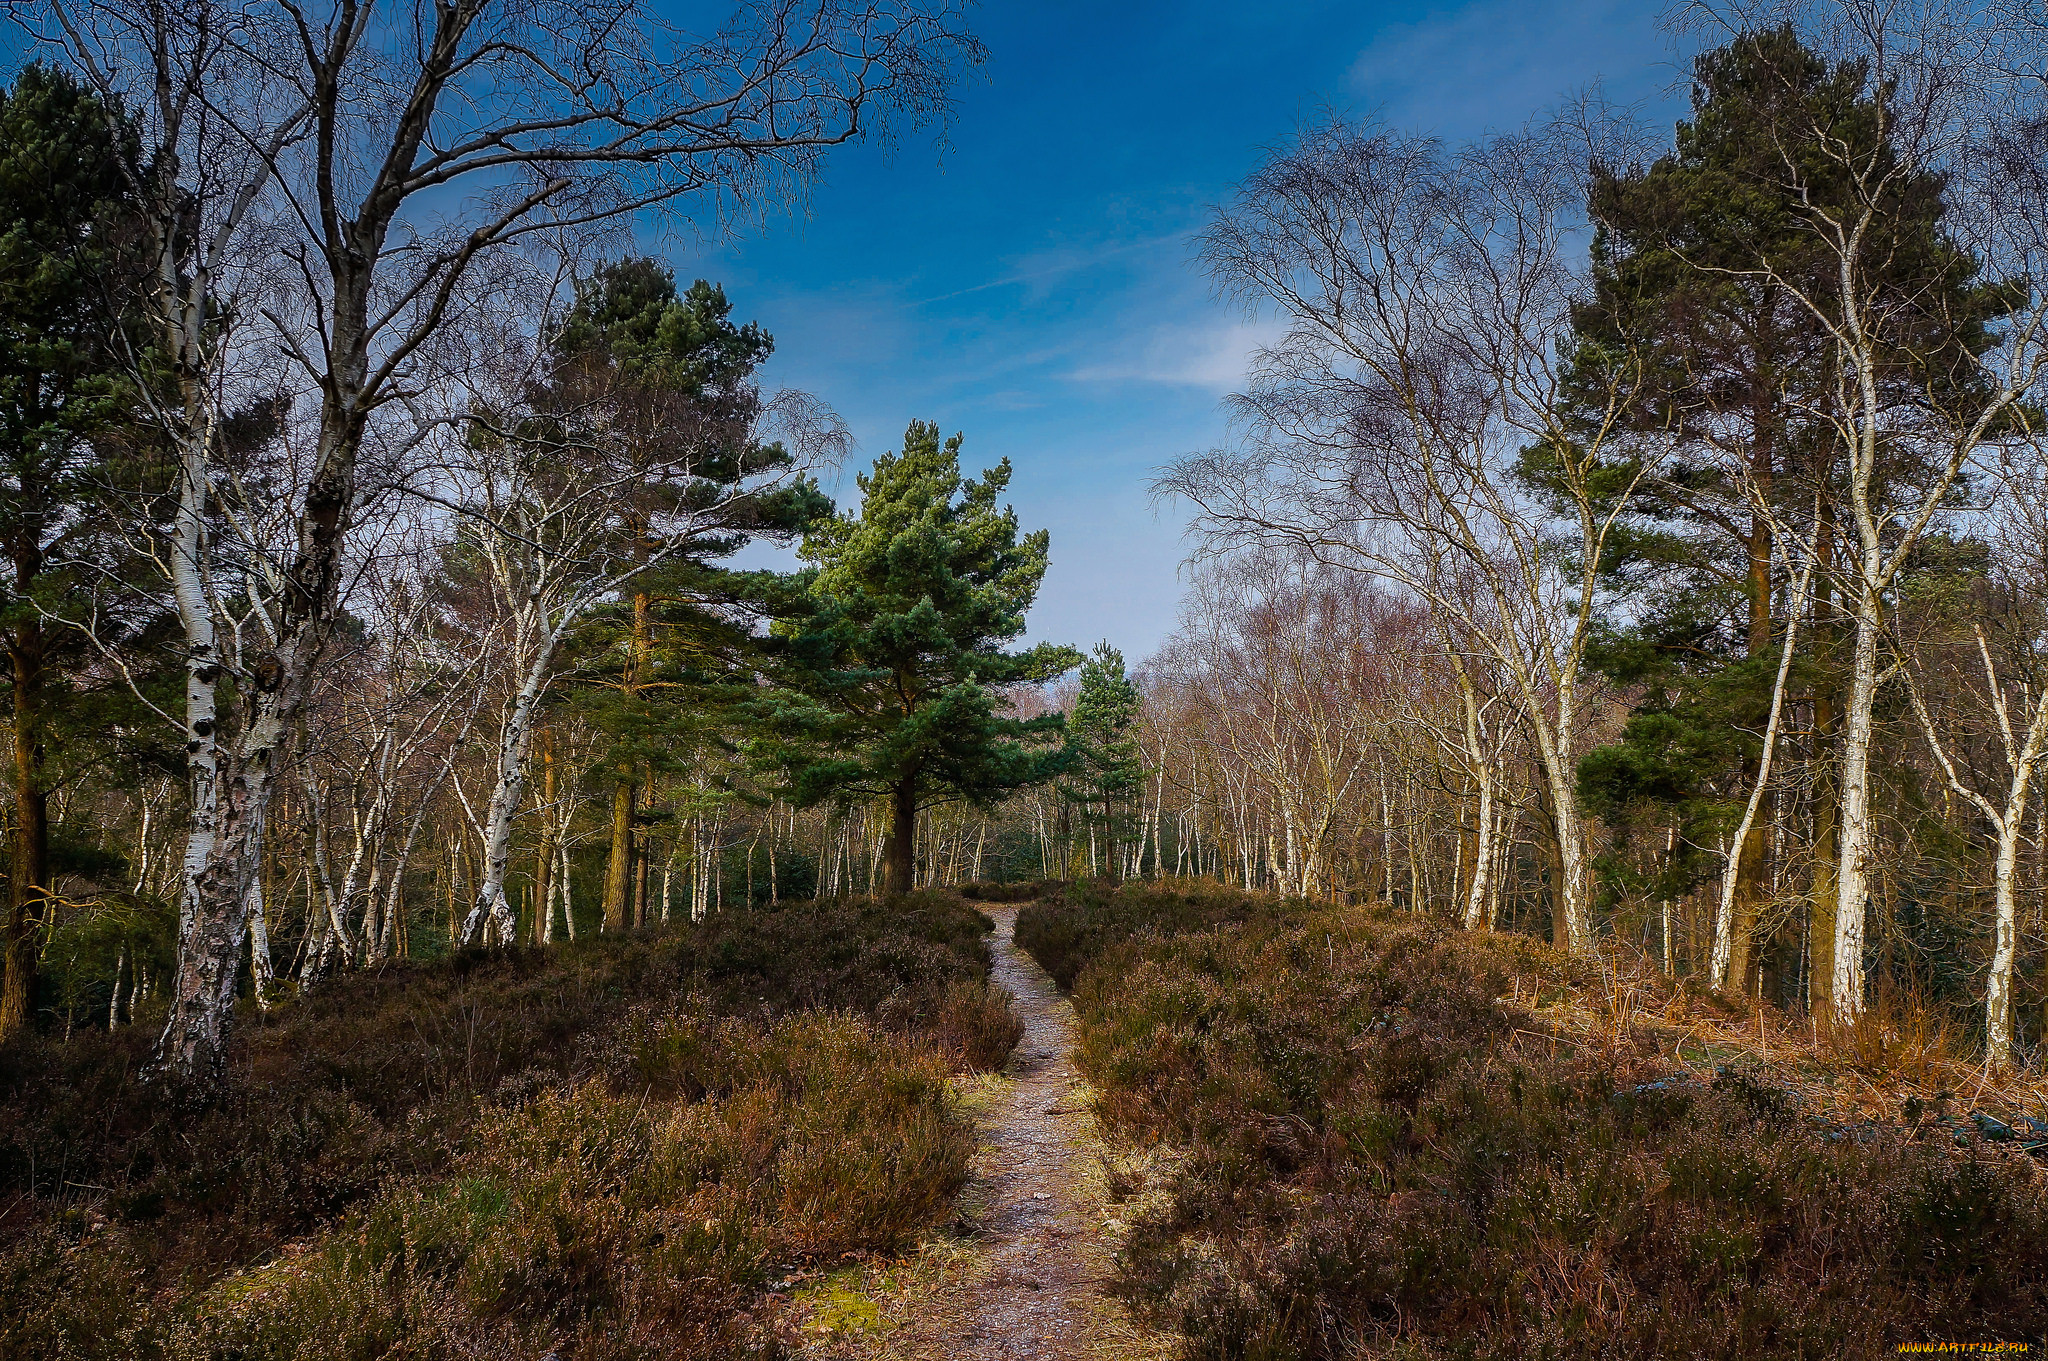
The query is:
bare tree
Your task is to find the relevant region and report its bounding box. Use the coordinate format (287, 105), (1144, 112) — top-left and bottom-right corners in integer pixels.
(1897, 448), (2048, 1067)
(28, 0), (978, 1079)
(290, 543), (488, 978)
(1165, 112), (1664, 951)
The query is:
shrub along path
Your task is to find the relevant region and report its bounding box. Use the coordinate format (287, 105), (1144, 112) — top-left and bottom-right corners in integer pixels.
(1016, 881), (2048, 1361)
(823, 903), (1166, 1361)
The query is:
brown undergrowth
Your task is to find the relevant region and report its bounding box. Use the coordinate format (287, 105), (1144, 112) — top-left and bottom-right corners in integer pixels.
(0, 892), (1021, 1360)
(1466, 928), (2048, 1133)
(1018, 880), (2048, 1360)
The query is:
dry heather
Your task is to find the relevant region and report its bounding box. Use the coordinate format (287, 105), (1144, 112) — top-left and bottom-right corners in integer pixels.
(1018, 880), (2048, 1361)
(0, 892), (1021, 1360)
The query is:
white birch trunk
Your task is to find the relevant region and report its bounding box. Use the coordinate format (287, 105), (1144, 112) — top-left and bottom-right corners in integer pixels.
(462, 642), (557, 945)
(1710, 548), (1814, 990)
(1830, 575), (1884, 1022)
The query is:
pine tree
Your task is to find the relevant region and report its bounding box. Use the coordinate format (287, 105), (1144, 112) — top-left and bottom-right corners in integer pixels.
(1561, 27), (2009, 1000)
(0, 65), (145, 1036)
(1061, 642), (1142, 877)
(755, 421), (1079, 895)
(539, 260), (824, 930)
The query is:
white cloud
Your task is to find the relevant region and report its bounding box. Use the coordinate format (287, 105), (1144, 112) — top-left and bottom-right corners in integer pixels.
(1067, 317), (1284, 393)
(910, 229), (1188, 306)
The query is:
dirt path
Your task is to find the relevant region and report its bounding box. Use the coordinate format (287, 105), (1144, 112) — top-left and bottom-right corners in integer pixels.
(793, 904), (1166, 1360)
(936, 904), (1119, 1358)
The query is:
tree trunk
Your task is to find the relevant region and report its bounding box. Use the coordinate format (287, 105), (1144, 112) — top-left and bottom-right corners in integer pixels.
(1709, 547), (1817, 994)
(1535, 783), (1570, 949)
(533, 726), (554, 946)
(1533, 721), (1590, 951)
(1807, 497), (1841, 1018)
(886, 778), (918, 896)
(1830, 570), (1883, 1023)
(1452, 654), (1495, 931)
(557, 840), (575, 941)
(2, 616), (48, 1038)
(161, 401), (352, 1078)
(1987, 814), (2024, 1068)
(158, 409), (228, 1078)
(1723, 789), (1765, 993)
(464, 648), (552, 945)
(1988, 712), (2048, 1068)
(633, 828), (649, 928)
(604, 777), (635, 931)
(1723, 401), (1777, 993)
(247, 874), (272, 1008)
(604, 589), (651, 930)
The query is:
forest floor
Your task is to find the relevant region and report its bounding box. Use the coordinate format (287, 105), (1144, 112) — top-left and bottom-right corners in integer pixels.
(777, 903), (1172, 1361)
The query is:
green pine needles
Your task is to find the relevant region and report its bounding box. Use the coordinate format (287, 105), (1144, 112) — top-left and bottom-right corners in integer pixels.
(1060, 642), (1144, 877)
(753, 421), (1080, 895)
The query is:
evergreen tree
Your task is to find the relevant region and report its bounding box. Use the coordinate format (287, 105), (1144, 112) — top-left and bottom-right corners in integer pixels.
(0, 65), (144, 1035)
(536, 260), (824, 930)
(1061, 641), (1142, 876)
(755, 421), (1078, 895)
(1560, 28), (2009, 999)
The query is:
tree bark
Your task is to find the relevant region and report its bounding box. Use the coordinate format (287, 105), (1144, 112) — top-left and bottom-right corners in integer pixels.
(1808, 497), (1841, 1018)
(1723, 398), (1779, 993)
(1531, 693), (1590, 951)
(604, 778), (635, 931)
(157, 394), (255, 1083)
(2, 613), (48, 1038)
(161, 286), (364, 1080)
(463, 648), (551, 945)
(886, 777), (918, 896)
(1451, 651), (1496, 931)
(1830, 569), (1883, 1023)
(633, 826), (649, 928)
(1987, 809), (2028, 1067)
(533, 726), (554, 945)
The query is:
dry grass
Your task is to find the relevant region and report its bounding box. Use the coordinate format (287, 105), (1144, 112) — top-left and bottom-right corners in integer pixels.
(1477, 932), (2048, 1135)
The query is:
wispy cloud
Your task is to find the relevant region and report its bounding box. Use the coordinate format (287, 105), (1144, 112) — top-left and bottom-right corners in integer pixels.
(1347, 0), (1674, 132)
(910, 228), (1193, 306)
(1068, 317), (1283, 393)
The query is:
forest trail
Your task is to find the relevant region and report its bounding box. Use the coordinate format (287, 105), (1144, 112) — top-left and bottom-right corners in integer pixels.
(788, 904), (1169, 1361)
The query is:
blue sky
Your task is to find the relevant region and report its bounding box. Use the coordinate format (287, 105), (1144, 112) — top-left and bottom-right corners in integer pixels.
(686, 0), (1691, 664)
(2, 2), (1687, 662)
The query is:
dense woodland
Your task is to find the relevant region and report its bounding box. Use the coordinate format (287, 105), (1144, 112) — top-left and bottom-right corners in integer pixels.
(7, 0), (2048, 1089)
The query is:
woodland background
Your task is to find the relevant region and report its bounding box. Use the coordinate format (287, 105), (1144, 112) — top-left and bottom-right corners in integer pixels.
(6, 0), (2048, 1082)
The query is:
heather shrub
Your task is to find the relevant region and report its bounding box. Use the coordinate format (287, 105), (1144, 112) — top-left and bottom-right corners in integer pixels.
(181, 1015), (968, 1359)
(958, 880), (1047, 903)
(0, 893), (1015, 1361)
(935, 978), (1026, 1071)
(1014, 877), (1282, 988)
(1027, 884), (2048, 1360)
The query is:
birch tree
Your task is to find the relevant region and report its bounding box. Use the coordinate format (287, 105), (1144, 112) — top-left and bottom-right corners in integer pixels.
(1675, 1), (2048, 1020)
(35, 0), (979, 1079)
(32, 0), (312, 1080)
(442, 310), (838, 944)
(1897, 450), (2048, 1067)
(1165, 113), (1664, 950)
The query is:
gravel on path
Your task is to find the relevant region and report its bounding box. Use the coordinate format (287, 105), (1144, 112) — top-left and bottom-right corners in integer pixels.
(806, 903), (1169, 1361)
